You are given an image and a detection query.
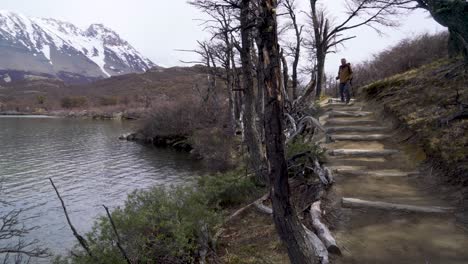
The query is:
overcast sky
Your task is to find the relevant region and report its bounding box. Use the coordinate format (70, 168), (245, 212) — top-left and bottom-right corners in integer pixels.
(1, 0), (445, 74)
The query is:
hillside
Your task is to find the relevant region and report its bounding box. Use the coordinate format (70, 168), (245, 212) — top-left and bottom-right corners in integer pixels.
(0, 10), (156, 84)
(0, 65), (212, 113)
(360, 59), (468, 185)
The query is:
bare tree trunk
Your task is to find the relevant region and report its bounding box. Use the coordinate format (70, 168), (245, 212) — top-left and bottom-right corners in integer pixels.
(415, 0), (468, 61)
(257, 1), (320, 263)
(315, 53), (326, 99)
(240, 0), (267, 183)
(281, 49), (290, 102)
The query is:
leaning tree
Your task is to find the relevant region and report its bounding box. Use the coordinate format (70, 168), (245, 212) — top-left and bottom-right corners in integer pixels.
(413, 0), (468, 61)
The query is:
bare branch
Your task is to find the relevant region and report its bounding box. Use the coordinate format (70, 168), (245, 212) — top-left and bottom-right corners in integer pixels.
(49, 178), (94, 258)
(102, 205), (132, 264)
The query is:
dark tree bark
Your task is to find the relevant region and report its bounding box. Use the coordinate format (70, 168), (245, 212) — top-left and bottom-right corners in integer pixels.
(257, 0), (321, 263)
(414, 0), (468, 61)
(280, 48), (290, 102)
(240, 0), (268, 183)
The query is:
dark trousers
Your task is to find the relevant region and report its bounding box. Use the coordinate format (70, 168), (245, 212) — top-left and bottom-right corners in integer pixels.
(339, 82), (351, 103)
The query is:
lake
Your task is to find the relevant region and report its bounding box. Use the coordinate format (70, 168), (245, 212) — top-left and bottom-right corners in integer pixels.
(0, 116), (203, 262)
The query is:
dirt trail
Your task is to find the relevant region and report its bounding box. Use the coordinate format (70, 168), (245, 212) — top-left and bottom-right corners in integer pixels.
(320, 99), (468, 264)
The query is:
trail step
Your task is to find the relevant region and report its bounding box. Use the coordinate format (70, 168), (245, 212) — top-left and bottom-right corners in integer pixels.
(329, 111), (373, 118)
(329, 149), (399, 157)
(328, 98), (356, 103)
(328, 107), (363, 111)
(334, 169), (419, 177)
(330, 134), (391, 141)
(342, 198), (455, 214)
(326, 119), (378, 126)
(328, 102), (357, 107)
(326, 126), (389, 133)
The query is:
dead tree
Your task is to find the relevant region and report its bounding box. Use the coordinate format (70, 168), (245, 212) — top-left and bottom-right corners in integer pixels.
(179, 41), (220, 104)
(191, 0), (268, 183)
(308, 0), (408, 98)
(189, 1), (244, 132)
(281, 0), (303, 100)
(257, 0), (323, 263)
(239, 0), (269, 183)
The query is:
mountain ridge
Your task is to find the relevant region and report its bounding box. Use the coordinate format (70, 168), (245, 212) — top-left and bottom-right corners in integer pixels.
(0, 10), (156, 84)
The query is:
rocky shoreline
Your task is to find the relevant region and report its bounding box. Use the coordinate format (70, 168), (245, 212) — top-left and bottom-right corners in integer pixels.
(120, 132), (193, 152)
(0, 110), (143, 120)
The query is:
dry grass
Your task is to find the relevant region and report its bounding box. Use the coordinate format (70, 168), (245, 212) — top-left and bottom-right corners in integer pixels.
(360, 58), (468, 185)
(217, 208), (290, 264)
(353, 32), (448, 88)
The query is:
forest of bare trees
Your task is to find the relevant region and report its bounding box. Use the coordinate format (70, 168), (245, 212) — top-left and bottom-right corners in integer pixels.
(3, 0), (466, 263)
(188, 0), (467, 263)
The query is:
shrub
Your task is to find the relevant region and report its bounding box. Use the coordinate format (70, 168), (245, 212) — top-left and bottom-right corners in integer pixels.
(286, 137), (326, 161)
(141, 97), (199, 137)
(198, 169), (261, 209)
(54, 169), (261, 264)
(36, 95), (46, 105)
(54, 187), (221, 264)
(353, 32), (448, 89)
(61, 96), (88, 109)
(98, 96), (119, 106)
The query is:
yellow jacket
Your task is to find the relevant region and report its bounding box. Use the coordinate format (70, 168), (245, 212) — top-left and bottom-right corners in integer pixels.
(337, 63), (353, 84)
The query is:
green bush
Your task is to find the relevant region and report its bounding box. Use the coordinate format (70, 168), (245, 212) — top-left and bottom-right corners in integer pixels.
(36, 95), (46, 105)
(198, 169), (261, 209)
(286, 137), (325, 161)
(61, 96), (88, 109)
(54, 187), (221, 264)
(54, 169), (261, 264)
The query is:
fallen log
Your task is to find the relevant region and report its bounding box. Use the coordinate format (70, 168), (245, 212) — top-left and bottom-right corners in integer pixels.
(286, 116), (326, 144)
(304, 227), (329, 264)
(249, 195), (331, 263)
(310, 202), (341, 255)
(253, 194), (273, 215)
(342, 198), (455, 214)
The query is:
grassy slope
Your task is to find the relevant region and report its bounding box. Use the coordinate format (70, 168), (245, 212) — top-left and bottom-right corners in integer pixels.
(360, 58), (468, 185)
(0, 66), (212, 111)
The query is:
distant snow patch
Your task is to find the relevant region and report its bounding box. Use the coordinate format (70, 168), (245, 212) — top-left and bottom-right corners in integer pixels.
(40, 44), (51, 62)
(3, 74), (11, 83)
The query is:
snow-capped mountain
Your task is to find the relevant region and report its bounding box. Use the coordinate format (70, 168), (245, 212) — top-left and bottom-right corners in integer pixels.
(0, 10), (156, 83)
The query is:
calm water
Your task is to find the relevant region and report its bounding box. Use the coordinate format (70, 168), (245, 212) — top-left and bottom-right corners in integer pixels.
(0, 116), (203, 261)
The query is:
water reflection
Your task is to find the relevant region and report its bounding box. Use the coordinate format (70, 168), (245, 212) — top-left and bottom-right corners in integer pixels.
(0, 116), (202, 261)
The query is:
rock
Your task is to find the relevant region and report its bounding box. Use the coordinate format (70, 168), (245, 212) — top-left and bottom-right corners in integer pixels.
(112, 112), (123, 120)
(119, 133), (131, 140)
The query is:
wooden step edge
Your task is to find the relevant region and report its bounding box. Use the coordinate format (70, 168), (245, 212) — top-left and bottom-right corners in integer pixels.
(329, 149), (399, 157)
(334, 169), (419, 177)
(342, 197), (455, 214)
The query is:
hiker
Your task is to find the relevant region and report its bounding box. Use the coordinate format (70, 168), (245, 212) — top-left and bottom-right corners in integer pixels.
(336, 58), (353, 104)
